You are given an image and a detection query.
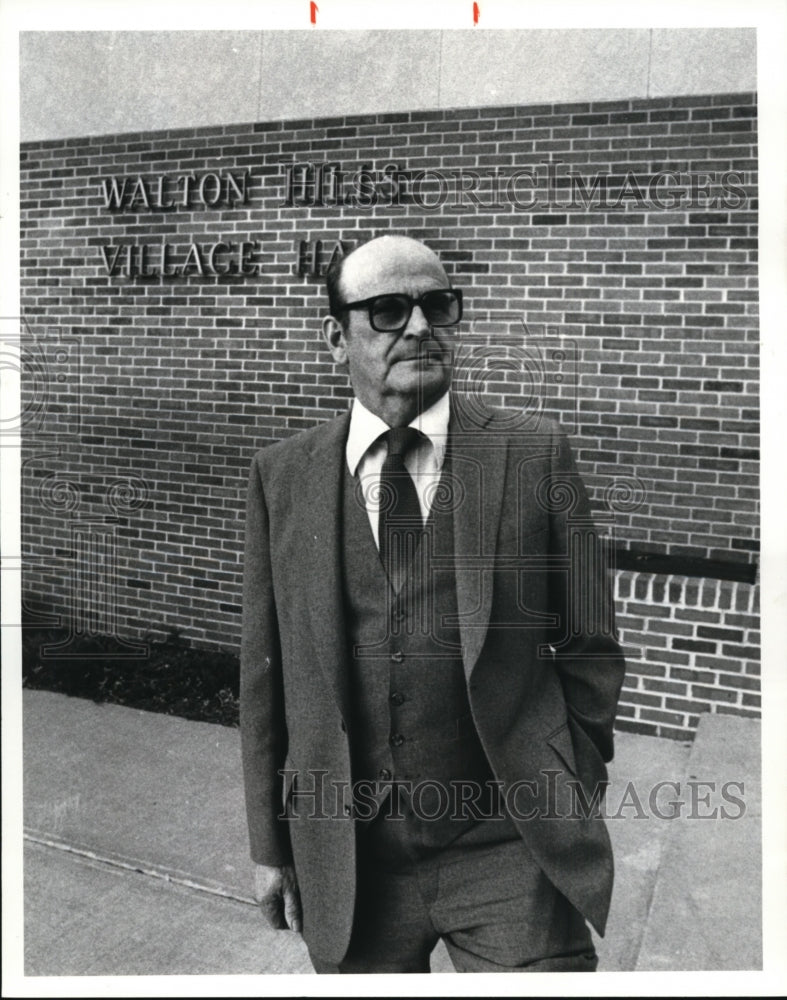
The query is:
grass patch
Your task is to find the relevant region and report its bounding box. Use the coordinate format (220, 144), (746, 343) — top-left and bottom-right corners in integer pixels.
(22, 625), (240, 727)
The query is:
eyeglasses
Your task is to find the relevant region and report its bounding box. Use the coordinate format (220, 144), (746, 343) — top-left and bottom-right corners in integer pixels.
(338, 288), (463, 333)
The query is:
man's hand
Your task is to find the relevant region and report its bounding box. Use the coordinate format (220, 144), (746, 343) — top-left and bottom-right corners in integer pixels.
(253, 863), (302, 934)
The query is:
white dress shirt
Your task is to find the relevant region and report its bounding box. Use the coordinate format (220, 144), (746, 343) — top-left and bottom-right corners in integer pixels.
(345, 392), (450, 550)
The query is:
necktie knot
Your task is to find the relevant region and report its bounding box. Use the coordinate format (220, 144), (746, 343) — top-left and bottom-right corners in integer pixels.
(383, 426), (421, 460)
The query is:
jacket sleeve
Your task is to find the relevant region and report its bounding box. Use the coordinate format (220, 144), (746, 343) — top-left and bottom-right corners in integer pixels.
(239, 453), (293, 866)
(546, 424), (626, 763)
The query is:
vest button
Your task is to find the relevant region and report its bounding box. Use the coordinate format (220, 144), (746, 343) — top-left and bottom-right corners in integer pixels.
(389, 691), (405, 706)
(391, 650), (404, 663)
(379, 768), (392, 781)
(390, 733), (405, 748)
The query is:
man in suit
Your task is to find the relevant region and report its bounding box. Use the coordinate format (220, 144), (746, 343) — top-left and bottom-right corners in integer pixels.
(240, 234), (626, 973)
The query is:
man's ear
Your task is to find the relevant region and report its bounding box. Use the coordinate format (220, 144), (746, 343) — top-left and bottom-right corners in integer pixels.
(322, 315), (348, 365)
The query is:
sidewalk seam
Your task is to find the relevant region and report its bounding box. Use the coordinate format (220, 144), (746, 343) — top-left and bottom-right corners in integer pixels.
(24, 830), (258, 908)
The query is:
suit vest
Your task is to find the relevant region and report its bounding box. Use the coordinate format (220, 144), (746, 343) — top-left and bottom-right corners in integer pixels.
(340, 456), (516, 863)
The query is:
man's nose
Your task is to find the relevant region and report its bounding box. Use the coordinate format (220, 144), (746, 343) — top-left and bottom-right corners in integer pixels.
(402, 304), (431, 338)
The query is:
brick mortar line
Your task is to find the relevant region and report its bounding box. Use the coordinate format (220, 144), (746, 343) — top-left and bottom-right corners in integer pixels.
(23, 829), (257, 908)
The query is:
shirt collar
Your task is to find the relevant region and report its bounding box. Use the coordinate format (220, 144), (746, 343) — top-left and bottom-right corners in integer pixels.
(346, 391), (450, 476)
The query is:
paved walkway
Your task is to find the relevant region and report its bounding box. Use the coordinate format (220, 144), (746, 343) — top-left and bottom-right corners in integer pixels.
(15, 689), (762, 978)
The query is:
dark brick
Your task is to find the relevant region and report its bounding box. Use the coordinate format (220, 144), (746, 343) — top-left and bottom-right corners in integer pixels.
(696, 625), (744, 642)
(703, 381), (743, 392)
(672, 638), (718, 654)
(691, 685), (738, 704)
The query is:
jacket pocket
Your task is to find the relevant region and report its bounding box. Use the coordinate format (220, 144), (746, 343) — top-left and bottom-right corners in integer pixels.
(546, 721), (578, 778)
(280, 758), (297, 814)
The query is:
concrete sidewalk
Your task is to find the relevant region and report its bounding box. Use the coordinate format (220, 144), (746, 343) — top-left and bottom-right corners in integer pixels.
(20, 689), (761, 976)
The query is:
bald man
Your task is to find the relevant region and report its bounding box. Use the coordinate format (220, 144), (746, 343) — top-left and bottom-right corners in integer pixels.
(240, 235), (625, 973)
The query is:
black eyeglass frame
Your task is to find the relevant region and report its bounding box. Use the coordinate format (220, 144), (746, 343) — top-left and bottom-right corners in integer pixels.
(337, 288), (463, 333)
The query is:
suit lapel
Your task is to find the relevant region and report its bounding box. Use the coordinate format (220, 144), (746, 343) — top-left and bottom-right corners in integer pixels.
(294, 412), (353, 722)
(288, 403), (509, 703)
(449, 406), (508, 681)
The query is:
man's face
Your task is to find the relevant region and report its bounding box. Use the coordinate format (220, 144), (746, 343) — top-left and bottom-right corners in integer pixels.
(323, 237), (456, 424)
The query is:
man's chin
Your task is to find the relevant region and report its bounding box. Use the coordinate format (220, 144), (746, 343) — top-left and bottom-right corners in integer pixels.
(389, 367), (449, 399)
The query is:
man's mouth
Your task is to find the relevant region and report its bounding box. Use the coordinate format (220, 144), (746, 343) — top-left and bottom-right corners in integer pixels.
(395, 353), (440, 365)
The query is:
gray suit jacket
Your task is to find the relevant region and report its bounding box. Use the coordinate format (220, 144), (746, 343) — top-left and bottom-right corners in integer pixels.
(240, 403), (626, 963)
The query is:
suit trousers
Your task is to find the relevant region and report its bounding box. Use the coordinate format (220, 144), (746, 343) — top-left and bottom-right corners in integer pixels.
(308, 833), (598, 974)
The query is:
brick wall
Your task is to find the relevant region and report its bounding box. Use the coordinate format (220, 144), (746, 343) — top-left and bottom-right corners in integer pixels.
(615, 571), (759, 740)
(19, 93), (759, 737)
